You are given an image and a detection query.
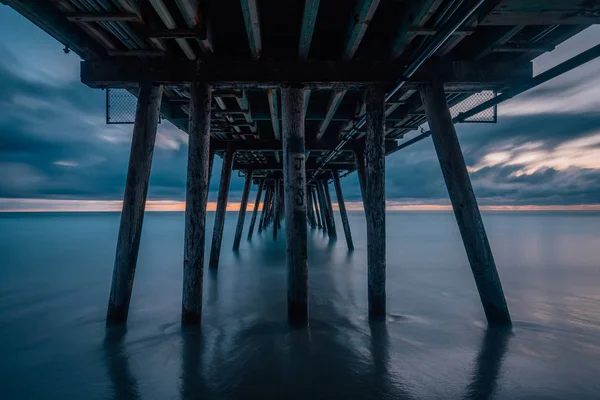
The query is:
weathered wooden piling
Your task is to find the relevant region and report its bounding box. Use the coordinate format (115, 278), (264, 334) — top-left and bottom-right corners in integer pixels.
(311, 186), (323, 229)
(258, 182), (271, 233)
(281, 86), (309, 326)
(354, 149), (368, 213)
(323, 178), (337, 237)
(332, 170), (354, 249)
(247, 179), (264, 240)
(273, 178), (279, 239)
(182, 79), (211, 325)
(209, 144), (235, 269)
(106, 83), (163, 325)
(420, 81), (511, 325)
(306, 185), (317, 229)
(233, 170), (253, 250)
(365, 85), (386, 320)
(315, 180), (329, 232)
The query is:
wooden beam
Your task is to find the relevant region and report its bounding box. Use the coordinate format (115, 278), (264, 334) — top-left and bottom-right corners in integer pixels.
(210, 138), (397, 152)
(421, 80), (511, 325)
(492, 43), (555, 53)
(316, 90), (347, 140)
(408, 27), (474, 36)
(64, 12), (139, 22)
(240, 0), (262, 60)
(267, 89), (281, 139)
(233, 160), (356, 171)
(298, 0), (321, 60)
(174, 0), (214, 54)
(322, 179), (337, 238)
(149, 0), (196, 60)
(343, 0), (381, 60)
(81, 59), (532, 89)
(391, 0), (438, 59)
(149, 28), (206, 39)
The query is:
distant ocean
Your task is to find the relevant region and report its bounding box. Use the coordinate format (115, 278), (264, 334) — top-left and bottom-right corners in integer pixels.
(1, 211), (600, 399)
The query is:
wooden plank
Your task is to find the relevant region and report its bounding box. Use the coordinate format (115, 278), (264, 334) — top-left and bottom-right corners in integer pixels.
(240, 0), (262, 59)
(316, 90), (347, 140)
(298, 0), (321, 60)
(182, 78), (211, 325)
(81, 59), (532, 89)
(106, 84), (163, 324)
(420, 80), (511, 324)
(174, 0), (214, 54)
(343, 0), (381, 60)
(281, 87), (309, 326)
(391, 0), (438, 59)
(364, 85), (386, 320)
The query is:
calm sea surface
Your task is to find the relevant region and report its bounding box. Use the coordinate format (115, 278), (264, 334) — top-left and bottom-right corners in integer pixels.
(1, 211), (600, 399)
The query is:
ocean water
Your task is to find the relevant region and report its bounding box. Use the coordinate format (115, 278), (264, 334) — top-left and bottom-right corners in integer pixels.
(1, 211), (599, 399)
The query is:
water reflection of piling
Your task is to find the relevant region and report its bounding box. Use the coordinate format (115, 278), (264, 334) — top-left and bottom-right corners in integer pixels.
(103, 327), (140, 400)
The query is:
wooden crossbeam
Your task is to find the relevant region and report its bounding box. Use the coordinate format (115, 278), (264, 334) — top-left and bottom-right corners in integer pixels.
(298, 0), (320, 60)
(343, 0), (381, 60)
(316, 90), (346, 140)
(210, 139), (398, 152)
(233, 161), (356, 171)
(81, 59), (532, 89)
(64, 12), (139, 22)
(391, 0), (438, 59)
(174, 0), (214, 54)
(240, 0), (262, 60)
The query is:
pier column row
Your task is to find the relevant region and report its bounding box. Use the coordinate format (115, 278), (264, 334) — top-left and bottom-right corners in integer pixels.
(365, 85), (386, 320)
(106, 83), (163, 325)
(420, 81), (511, 325)
(281, 86), (309, 327)
(182, 79), (212, 325)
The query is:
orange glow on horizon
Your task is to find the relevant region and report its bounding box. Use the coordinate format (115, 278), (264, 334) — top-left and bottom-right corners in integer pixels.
(2, 198), (600, 212)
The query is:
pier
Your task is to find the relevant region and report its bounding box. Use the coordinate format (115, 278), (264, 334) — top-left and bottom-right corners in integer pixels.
(4, 0), (600, 327)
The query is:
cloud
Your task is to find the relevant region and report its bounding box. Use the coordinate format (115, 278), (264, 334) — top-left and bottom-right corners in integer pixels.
(0, 8), (599, 210)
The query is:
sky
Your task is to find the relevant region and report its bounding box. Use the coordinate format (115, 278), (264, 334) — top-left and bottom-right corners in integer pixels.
(0, 6), (599, 211)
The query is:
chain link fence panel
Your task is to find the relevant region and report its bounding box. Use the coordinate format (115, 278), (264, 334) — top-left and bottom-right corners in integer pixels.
(450, 90), (497, 123)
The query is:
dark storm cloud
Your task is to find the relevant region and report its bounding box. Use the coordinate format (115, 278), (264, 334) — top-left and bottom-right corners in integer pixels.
(0, 7), (599, 207)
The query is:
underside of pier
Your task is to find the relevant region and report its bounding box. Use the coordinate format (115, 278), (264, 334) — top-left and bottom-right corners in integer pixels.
(5, 0), (599, 327)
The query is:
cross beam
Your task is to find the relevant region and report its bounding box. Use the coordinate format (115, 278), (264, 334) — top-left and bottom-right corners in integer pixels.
(210, 139), (399, 152)
(81, 59), (532, 90)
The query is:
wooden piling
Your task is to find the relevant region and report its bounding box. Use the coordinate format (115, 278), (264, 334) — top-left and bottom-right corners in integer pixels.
(209, 144), (235, 269)
(365, 85), (386, 320)
(306, 185), (317, 229)
(354, 149), (368, 214)
(273, 178), (279, 240)
(332, 170), (354, 249)
(281, 86), (309, 326)
(182, 79), (211, 325)
(106, 83), (163, 325)
(420, 81), (511, 325)
(258, 182), (271, 233)
(316, 180), (329, 232)
(323, 178), (337, 238)
(311, 186), (323, 229)
(247, 179), (264, 240)
(233, 170), (253, 250)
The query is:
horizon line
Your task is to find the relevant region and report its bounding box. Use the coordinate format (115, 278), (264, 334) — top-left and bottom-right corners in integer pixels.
(2, 199), (600, 212)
